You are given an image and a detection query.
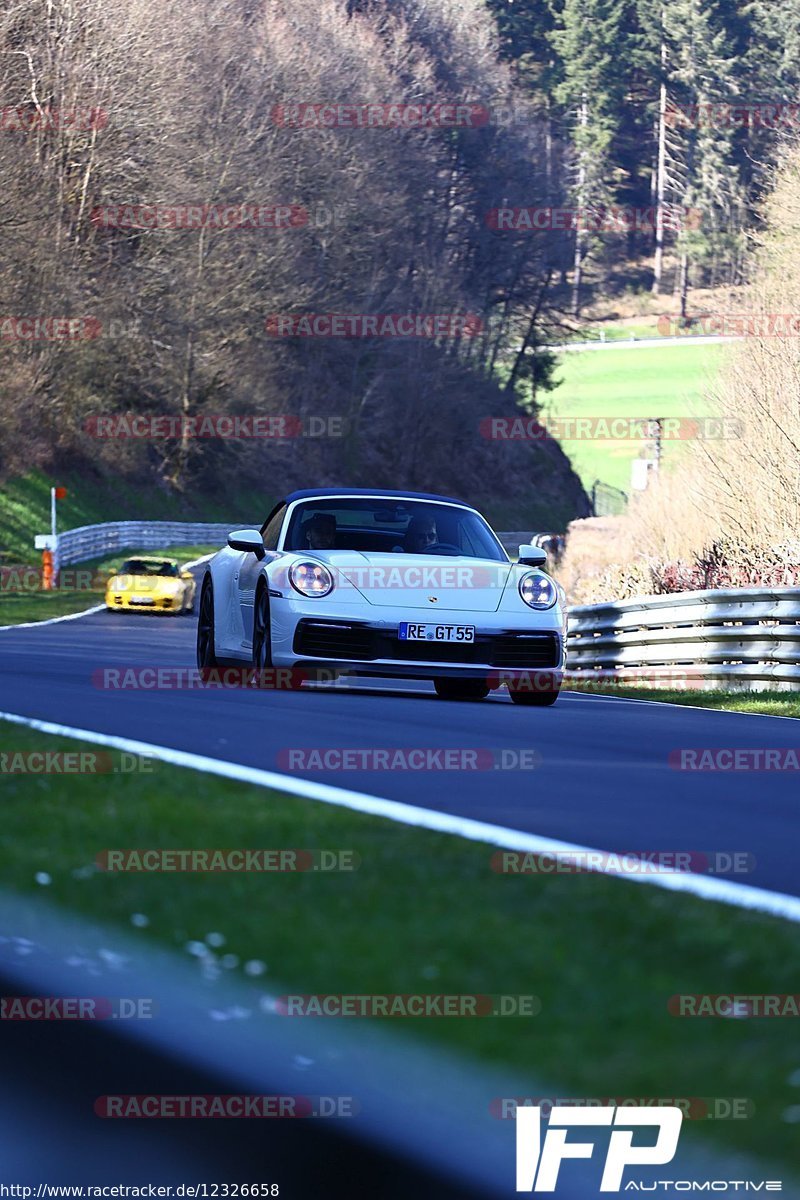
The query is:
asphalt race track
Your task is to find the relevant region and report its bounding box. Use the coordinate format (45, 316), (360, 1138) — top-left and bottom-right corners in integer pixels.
(1, 594), (798, 899)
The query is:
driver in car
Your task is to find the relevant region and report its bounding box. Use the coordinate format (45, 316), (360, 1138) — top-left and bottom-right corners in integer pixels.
(404, 516), (437, 552)
(305, 512), (337, 550)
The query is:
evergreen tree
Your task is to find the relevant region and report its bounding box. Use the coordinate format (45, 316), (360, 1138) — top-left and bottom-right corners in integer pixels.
(550, 0), (632, 313)
(639, 0), (745, 303)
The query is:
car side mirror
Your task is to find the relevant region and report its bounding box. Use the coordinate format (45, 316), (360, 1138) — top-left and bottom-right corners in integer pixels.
(181, 571), (194, 580)
(227, 529), (266, 560)
(518, 544), (547, 567)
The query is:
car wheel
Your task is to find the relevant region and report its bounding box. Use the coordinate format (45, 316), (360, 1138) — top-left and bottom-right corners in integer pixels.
(251, 585), (275, 686)
(509, 688), (559, 706)
(434, 678), (490, 702)
(196, 579), (217, 672)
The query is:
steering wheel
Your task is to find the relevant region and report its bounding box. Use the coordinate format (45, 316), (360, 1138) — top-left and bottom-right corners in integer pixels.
(421, 541), (461, 556)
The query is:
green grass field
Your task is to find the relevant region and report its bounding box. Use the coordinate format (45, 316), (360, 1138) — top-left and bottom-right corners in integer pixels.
(0, 716), (798, 1175)
(0, 470), (270, 566)
(546, 342), (727, 494)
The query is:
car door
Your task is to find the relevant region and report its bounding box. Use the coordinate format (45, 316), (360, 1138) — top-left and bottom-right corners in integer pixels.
(235, 505), (286, 653)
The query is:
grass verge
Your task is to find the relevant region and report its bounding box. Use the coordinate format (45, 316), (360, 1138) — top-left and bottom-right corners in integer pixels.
(0, 470), (270, 565)
(567, 685), (800, 718)
(0, 718), (797, 1172)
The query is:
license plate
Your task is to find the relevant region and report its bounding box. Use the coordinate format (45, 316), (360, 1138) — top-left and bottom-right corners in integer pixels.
(130, 596), (154, 605)
(398, 622), (475, 643)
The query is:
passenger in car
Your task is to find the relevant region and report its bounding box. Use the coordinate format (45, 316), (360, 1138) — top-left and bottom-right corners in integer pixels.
(403, 516), (437, 552)
(304, 512), (337, 550)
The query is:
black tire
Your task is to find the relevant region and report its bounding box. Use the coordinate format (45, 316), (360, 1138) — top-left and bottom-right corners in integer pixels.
(196, 579), (217, 671)
(251, 584), (276, 687)
(434, 678), (490, 702)
(509, 688), (559, 706)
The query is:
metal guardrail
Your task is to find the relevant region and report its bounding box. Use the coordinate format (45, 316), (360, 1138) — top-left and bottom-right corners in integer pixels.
(52, 522), (545, 569)
(567, 586), (800, 688)
(54, 520), (243, 570)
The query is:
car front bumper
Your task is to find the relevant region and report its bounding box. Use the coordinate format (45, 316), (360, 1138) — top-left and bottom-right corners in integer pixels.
(269, 599), (566, 683)
(106, 592), (184, 612)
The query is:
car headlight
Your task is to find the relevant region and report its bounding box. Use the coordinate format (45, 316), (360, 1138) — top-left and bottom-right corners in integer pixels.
(519, 571), (558, 610)
(289, 560), (334, 597)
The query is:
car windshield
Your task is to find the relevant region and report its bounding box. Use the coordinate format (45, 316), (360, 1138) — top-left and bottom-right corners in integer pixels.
(283, 498), (508, 560)
(118, 559), (179, 577)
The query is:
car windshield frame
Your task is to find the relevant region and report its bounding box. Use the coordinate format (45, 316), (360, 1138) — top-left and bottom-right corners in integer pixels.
(118, 559), (180, 577)
(279, 496), (509, 562)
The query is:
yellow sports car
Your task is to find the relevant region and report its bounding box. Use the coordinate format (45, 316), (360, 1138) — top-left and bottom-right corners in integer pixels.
(105, 556), (196, 614)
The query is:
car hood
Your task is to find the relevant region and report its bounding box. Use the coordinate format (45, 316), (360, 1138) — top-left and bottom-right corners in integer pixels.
(326, 552), (514, 612)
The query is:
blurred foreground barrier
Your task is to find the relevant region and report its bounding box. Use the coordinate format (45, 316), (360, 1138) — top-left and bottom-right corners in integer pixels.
(567, 587), (800, 690)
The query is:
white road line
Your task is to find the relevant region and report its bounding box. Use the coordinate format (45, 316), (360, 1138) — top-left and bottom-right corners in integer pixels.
(0, 604), (106, 632)
(0, 554), (214, 632)
(1, 707), (799, 924)
(182, 553), (215, 570)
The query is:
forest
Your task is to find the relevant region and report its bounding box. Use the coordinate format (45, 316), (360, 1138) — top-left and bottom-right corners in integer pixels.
(1, 0), (798, 524)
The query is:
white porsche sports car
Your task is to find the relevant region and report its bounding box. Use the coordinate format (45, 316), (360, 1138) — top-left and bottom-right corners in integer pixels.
(196, 489), (566, 704)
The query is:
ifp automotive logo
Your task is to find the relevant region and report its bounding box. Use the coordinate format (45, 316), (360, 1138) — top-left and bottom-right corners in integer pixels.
(515, 1105), (683, 1192)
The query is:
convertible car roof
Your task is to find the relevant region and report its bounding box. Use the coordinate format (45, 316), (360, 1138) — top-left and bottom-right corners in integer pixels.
(283, 488), (474, 507)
